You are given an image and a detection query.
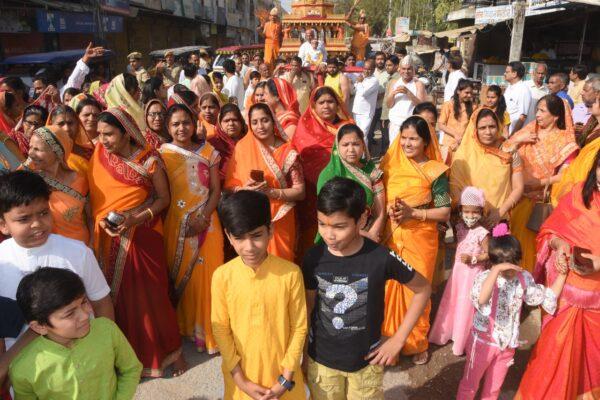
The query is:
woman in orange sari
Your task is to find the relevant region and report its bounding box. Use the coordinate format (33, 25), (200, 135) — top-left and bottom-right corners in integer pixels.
(144, 99), (168, 149)
(225, 103), (305, 261)
(263, 78), (300, 138)
(291, 86), (352, 257)
(507, 94), (579, 272)
(381, 115), (450, 365)
(438, 79), (476, 164)
(516, 149), (600, 400)
(24, 125), (91, 244)
(208, 103), (247, 182)
(89, 107), (185, 377)
(71, 94), (103, 146)
(198, 92), (221, 140)
(160, 103), (224, 354)
(48, 105), (95, 176)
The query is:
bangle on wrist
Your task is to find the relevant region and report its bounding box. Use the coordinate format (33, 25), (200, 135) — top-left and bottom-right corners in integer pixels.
(146, 208), (154, 221)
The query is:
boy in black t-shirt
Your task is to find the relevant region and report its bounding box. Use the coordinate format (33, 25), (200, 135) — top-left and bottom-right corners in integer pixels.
(303, 177), (431, 400)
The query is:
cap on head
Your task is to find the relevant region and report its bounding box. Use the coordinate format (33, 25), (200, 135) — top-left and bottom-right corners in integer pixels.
(164, 50), (174, 57)
(127, 52), (142, 60)
(270, 7), (278, 16)
(460, 186), (486, 208)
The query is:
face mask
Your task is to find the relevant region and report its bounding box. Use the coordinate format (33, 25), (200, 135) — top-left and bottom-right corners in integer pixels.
(462, 213), (481, 228)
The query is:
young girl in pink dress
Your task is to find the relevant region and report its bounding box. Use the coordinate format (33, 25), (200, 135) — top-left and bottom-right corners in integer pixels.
(429, 186), (489, 356)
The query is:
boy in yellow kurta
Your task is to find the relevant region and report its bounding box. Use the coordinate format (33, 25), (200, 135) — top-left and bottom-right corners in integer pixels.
(212, 190), (307, 400)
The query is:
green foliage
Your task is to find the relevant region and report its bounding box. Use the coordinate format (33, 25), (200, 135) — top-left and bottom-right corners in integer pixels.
(334, 0), (460, 36)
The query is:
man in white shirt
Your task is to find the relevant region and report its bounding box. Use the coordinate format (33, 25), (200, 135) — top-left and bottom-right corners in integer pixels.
(368, 51), (388, 148)
(443, 55), (466, 102)
(298, 29), (327, 67)
(386, 56), (427, 144)
(352, 59), (379, 148)
(504, 61), (532, 135)
(0, 171), (113, 322)
(60, 42), (105, 99)
(221, 58), (245, 108)
(525, 62), (550, 125)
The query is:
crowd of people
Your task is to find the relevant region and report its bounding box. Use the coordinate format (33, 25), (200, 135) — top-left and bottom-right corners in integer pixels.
(0, 36), (599, 400)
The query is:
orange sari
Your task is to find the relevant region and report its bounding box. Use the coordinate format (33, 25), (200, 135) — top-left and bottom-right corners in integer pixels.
(507, 121), (578, 272)
(350, 23), (370, 61)
(291, 87), (352, 258)
(439, 101), (475, 165)
(224, 109), (300, 261)
(381, 116), (448, 354)
(88, 108), (181, 378)
(263, 21), (281, 66)
(516, 182), (600, 400)
(198, 93), (221, 140)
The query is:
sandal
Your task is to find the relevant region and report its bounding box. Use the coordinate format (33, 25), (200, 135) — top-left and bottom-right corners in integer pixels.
(412, 351), (429, 365)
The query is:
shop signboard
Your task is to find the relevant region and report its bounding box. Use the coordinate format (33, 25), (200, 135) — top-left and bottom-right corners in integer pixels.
(395, 17), (410, 36)
(475, 0), (564, 24)
(36, 10), (123, 33)
(100, 0), (131, 16)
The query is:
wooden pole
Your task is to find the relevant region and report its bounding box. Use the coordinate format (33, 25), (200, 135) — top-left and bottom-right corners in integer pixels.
(578, 9), (589, 64)
(509, 0), (526, 62)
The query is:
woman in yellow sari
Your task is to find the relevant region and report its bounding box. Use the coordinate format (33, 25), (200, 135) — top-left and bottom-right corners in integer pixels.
(381, 115), (450, 365)
(506, 94), (579, 272)
(89, 107), (185, 377)
(104, 72), (145, 130)
(24, 125), (91, 244)
(450, 107), (524, 227)
(225, 103), (305, 261)
(160, 103), (224, 354)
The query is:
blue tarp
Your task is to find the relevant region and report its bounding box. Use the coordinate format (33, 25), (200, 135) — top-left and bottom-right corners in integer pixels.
(1, 49), (115, 65)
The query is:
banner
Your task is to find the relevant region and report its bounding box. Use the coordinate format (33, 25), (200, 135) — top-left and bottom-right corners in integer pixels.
(36, 10), (124, 33)
(395, 17), (410, 36)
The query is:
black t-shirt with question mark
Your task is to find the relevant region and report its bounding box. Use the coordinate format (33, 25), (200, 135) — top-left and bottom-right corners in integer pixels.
(303, 238), (415, 372)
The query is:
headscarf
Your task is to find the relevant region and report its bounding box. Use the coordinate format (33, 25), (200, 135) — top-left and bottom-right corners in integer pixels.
(30, 125), (73, 166)
(68, 93), (88, 113)
(381, 115), (447, 208)
(272, 77), (300, 116)
(103, 107), (147, 148)
(317, 129), (380, 207)
(91, 81), (109, 108)
(143, 99), (167, 149)
(168, 93), (196, 116)
(198, 92), (221, 139)
(450, 107), (514, 212)
(104, 74), (145, 131)
(208, 106), (246, 180)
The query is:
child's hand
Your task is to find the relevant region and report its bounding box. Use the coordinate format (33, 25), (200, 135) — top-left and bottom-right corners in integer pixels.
(493, 263), (522, 273)
(365, 337), (402, 366)
(556, 258), (569, 275)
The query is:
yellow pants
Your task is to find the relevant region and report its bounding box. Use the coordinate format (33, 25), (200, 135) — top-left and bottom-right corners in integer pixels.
(307, 358), (384, 400)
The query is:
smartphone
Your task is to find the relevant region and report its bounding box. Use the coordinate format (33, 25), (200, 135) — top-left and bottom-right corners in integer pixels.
(250, 169), (264, 182)
(572, 246), (594, 271)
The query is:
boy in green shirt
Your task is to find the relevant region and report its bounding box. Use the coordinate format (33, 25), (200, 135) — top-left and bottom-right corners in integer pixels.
(9, 267), (142, 400)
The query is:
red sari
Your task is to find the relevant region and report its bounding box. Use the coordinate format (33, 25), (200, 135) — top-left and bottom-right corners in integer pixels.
(291, 87), (352, 257)
(516, 182), (600, 400)
(88, 108), (181, 378)
(208, 118), (244, 183)
(272, 78), (300, 133)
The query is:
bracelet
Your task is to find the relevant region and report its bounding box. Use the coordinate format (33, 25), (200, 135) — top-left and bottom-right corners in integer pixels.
(421, 209), (427, 222)
(471, 255), (478, 265)
(146, 208), (154, 221)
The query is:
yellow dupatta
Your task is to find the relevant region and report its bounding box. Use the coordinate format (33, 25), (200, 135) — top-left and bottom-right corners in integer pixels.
(450, 107), (513, 212)
(380, 116), (448, 349)
(105, 74), (146, 131)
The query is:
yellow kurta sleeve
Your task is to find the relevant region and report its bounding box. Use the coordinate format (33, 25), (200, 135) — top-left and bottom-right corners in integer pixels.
(211, 269), (242, 372)
(280, 269), (308, 372)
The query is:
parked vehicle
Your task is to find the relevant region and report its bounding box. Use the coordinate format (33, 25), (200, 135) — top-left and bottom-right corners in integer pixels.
(212, 44), (264, 72)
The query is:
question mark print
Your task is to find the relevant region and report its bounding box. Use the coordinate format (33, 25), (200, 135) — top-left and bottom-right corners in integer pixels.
(325, 284), (358, 329)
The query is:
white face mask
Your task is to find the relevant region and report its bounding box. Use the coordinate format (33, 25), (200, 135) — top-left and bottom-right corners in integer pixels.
(462, 213), (481, 228)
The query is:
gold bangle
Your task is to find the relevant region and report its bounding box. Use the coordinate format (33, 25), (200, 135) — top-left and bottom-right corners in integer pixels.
(146, 208), (154, 221)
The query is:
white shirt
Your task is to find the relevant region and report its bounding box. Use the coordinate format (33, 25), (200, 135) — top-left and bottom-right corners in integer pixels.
(352, 75), (379, 116)
(222, 74), (245, 108)
(525, 80), (550, 125)
(443, 69), (466, 102)
(0, 234), (110, 302)
(60, 59), (90, 99)
(388, 78), (418, 125)
(471, 270), (557, 350)
(298, 41), (327, 66)
(505, 79), (532, 133)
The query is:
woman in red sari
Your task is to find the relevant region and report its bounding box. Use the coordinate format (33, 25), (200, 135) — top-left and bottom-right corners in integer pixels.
(263, 78), (300, 138)
(208, 103), (247, 182)
(291, 86), (352, 257)
(89, 107), (186, 377)
(144, 99), (168, 149)
(516, 149), (600, 400)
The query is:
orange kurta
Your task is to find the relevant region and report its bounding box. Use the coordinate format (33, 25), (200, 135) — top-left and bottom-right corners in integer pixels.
(263, 21), (281, 66)
(381, 117), (447, 354)
(439, 101), (474, 164)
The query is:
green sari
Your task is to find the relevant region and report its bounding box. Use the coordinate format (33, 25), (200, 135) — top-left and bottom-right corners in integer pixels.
(315, 139), (383, 242)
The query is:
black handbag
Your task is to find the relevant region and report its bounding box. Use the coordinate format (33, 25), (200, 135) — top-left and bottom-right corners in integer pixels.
(526, 185), (553, 232)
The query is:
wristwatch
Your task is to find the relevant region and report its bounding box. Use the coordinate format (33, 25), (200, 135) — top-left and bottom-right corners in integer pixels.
(277, 375), (295, 391)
